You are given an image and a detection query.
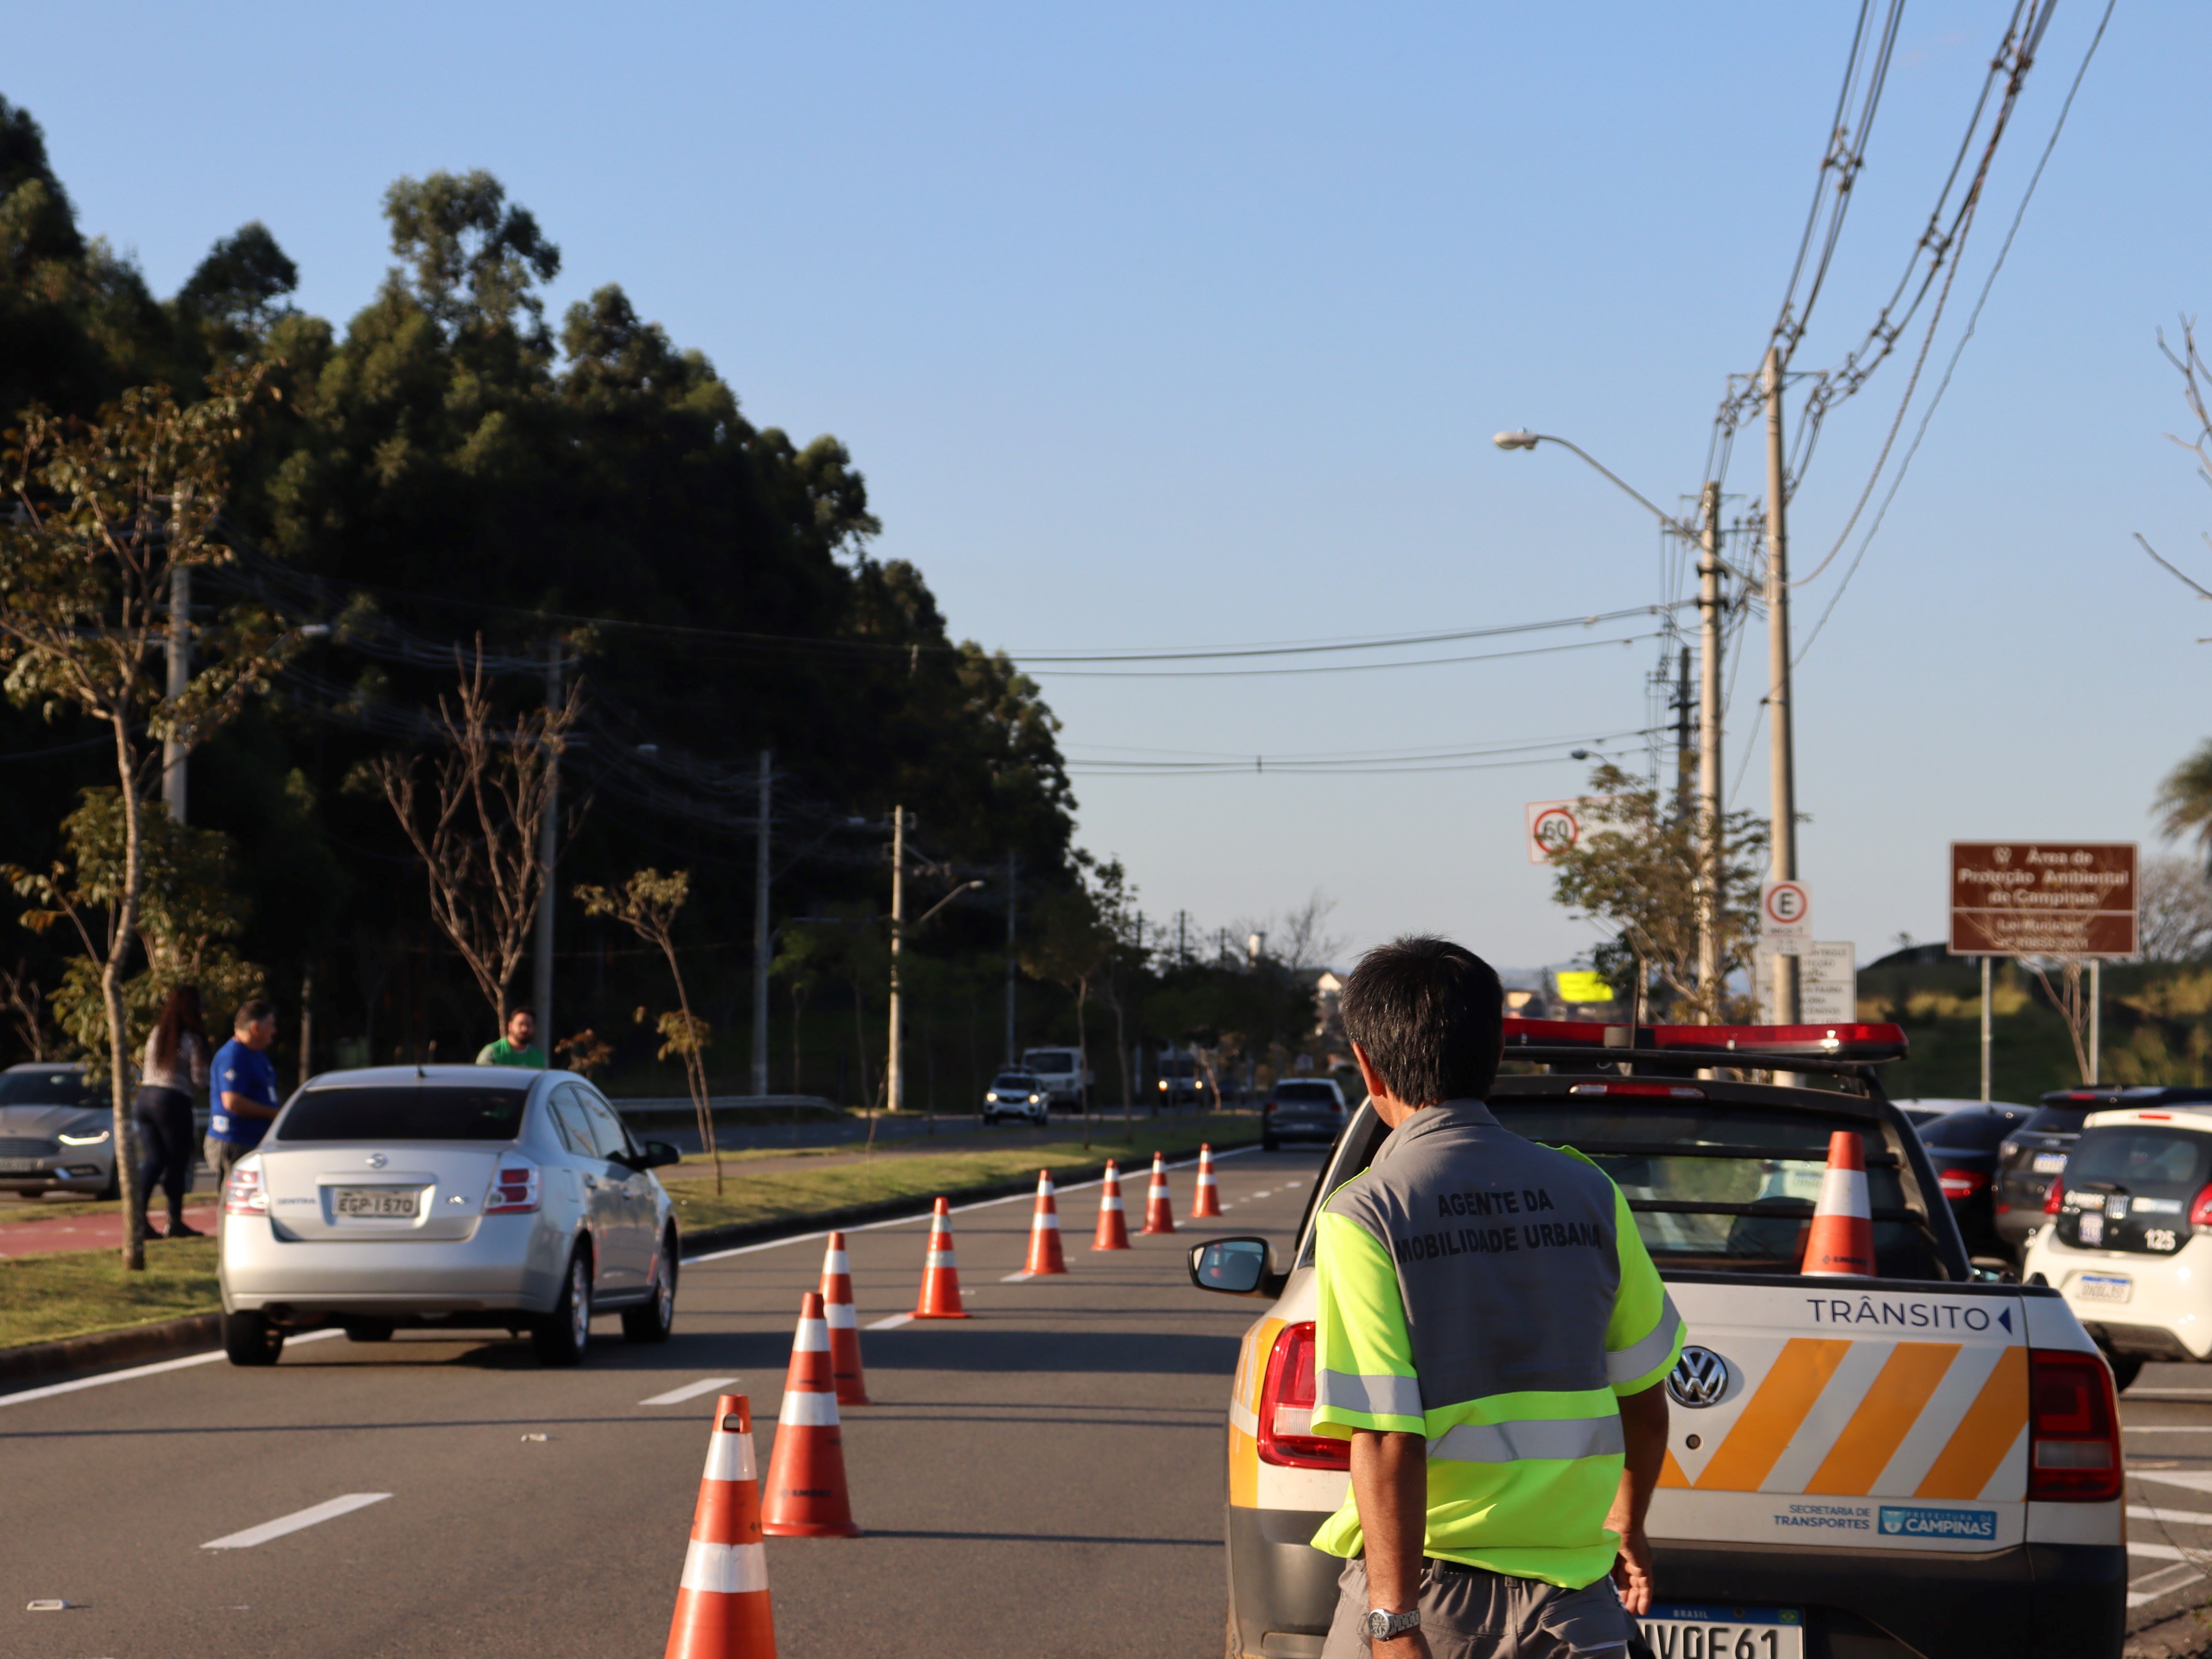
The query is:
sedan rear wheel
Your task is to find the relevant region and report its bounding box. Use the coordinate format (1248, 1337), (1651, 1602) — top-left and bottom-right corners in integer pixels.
(222, 1309), (285, 1367)
(622, 1236), (677, 1343)
(532, 1249), (592, 1366)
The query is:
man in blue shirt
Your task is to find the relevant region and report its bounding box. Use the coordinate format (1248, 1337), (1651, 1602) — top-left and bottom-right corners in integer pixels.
(206, 998), (282, 1189)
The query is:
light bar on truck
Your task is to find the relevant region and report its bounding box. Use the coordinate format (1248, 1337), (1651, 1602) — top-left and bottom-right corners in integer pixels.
(1502, 1018), (1908, 1063)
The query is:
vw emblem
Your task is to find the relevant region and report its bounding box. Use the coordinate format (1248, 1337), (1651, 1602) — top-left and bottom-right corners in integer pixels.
(365, 1153), (388, 1169)
(1668, 1345), (1731, 1409)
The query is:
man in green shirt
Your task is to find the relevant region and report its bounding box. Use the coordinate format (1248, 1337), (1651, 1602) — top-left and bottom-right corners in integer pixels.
(476, 1006), (547, 1069)
(1310, 937), (1681, 1659)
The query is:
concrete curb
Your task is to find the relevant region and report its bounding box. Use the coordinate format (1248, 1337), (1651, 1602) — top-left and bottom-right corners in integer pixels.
(0, 1133), (1260, 1387)
(0, 1312), (222, 1385)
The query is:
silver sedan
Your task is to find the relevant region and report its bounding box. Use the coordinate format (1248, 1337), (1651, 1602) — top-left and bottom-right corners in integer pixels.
(218, 1065), (682, 1367)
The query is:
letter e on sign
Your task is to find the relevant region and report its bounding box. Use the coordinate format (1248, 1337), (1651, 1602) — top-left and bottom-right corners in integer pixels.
(1762, 880), (1811, 939)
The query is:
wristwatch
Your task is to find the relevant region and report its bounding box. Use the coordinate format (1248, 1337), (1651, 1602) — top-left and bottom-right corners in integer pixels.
(1364, 1607), (1422, 1642)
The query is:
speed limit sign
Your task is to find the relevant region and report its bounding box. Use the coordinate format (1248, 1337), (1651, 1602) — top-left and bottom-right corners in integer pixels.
(1761, 880), (1811, 939)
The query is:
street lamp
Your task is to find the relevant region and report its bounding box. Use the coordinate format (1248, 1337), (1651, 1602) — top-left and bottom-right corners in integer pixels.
(888, 865), (987, 1120)
(1495, 428), (1728, 1023)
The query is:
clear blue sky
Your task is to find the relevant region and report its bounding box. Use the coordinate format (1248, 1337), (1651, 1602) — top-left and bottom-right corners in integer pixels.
(10, 2), (2203, 970)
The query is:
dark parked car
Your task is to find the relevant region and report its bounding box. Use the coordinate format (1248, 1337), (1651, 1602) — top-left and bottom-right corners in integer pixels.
(1260, 1078), (1347, 1151)
(1899, 1098), (2032, 1261)
(1993, 1084), (2212, 1256)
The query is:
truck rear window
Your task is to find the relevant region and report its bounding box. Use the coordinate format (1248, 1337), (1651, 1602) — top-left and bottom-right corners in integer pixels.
(278, 1086), (530, 1142)
(1275, 1082), (1338, 1103)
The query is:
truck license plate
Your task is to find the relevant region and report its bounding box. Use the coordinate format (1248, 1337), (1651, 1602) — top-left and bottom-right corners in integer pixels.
(2075, 1273), (2131, 1303)
(1636, 1606), (1802, 1658)
(333, 1187), (419, 1218)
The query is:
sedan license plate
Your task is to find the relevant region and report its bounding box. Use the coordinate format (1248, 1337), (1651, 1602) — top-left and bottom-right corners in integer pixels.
(0, 1157), (41, 1172)
(2075, 1272), (2132, 1304)
(333, 1186), (420, 1219)
(1636, 1605), (1802, 1658)
(2033, 1152), (2068, 1174)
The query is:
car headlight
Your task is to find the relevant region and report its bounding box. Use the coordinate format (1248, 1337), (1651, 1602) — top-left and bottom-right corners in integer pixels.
(58, 1126), (111, 1146)
(1029, 1094), (1042, 1104)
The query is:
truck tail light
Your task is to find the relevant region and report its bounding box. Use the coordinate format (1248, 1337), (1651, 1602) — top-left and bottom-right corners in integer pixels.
(483, 1156), (542, 1215)
(1257, 1321), (1351, 1471)
(2027, 1348), (2121, 1502)
(1939, 1168), (1989, 1202)
(2044, 1176), (2065, 1216)
(223, 1163), (267, 1216)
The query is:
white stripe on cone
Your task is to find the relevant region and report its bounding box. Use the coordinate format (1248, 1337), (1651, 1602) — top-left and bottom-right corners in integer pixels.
(793, 1317), (829, 1352)
(1816, 1168), (1871, 1219)
(824, 1301), (857, 1330)
(1101, 1196), (1124, 1210)
(1032, 1214), (1059, 1230)
(701, 1431), (759, 1485)
(824, 1250), (850, 1274)
(926, 1250), (957, 1267)
(778, 1390), (841, 1427)
(679, 1538), (771, 1595)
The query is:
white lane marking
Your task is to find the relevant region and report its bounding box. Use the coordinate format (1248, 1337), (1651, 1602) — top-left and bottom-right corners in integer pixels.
(865, 1312), (914, 1331)
(2126, 1541), (2200, 1563)
(999, 1271), (1033, 1283)
(2133, 1469), (2212, 1496)
(201, 1492), (391, 1550)
(2130, 1504), (2212, 1524)
(2121, 1425), (2212, 1433)
(2130, 1561), (2204, 1606)
(640, 1375), (742, 1406)
(684, 1143), (1262, 1265)
(0, 1327), (345, 1411)
(2128, 1390), (2212, 1399)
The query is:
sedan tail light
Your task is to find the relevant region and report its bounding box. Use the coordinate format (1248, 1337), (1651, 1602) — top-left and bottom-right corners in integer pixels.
(1939, 1168), (1989, 1202)
(2190, 1182), (2212, 1232)
(2027, 1348), (2121, 1502)
(223, 1163), (267, 1216)
(1257, 1321), (1351, 1470)
(2044, 1176), (2065, 1216)
(483, 1156), (542, 1215)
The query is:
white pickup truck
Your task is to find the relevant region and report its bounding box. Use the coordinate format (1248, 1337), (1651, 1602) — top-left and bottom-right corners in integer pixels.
(1019, 1046), (1093, 1112)
(1192, 1020), (2126, 1659)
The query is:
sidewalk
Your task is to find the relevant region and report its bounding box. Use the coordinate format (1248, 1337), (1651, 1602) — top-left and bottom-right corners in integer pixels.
(0, 1203), (220, 1259)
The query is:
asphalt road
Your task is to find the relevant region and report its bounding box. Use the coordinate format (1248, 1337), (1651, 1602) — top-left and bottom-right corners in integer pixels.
(2117, 1363), (2212, 1629)
(2, 1147), (1325, 1659)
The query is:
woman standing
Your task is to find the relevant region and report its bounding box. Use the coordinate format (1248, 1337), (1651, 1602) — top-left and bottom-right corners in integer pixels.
(136, 986), (210, 1239)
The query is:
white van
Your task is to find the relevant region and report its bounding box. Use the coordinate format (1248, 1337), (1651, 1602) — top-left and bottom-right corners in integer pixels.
(1019, 1047), (1093, 1110)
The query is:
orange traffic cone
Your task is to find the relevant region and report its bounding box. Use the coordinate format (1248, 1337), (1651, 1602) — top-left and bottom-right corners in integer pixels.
(1190, 1143), (1223, 1219)
(1801, 1130), (1876, 1277)
(1024, 1170), (1069, 1274)
(817, 1232), (870, 1406)
(1140, 1150), (1177, 1235)
(1093, 1159), (1132, 1251)
(760, 1292), (860, 1537)
(665, 1392), (778, 1658)
(912, 1197), (970, 1318)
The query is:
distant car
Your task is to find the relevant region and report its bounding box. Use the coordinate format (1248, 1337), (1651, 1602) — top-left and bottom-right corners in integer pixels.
(1261, 1078), (1347, 1151)
(1019, 1047), (1093, 1111)
(1994, 1085), (2212, 1256)
(1154, 1053), (1211, 1110)
(218, 1065), (682, 1368)
(981, 1070), (1049, 1126)
(2021, 1102), (2212, 1392)
(0, 1062), (118, 1199)
(1898, 1099), (2033, 1261)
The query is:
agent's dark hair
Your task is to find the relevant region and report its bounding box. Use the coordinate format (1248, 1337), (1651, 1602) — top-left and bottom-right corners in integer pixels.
(152, 984), (206, 1067)
(507, 1005), (535, 1023)
(234, 997), (276, 1032)
(1340, 936), (1504, 1105)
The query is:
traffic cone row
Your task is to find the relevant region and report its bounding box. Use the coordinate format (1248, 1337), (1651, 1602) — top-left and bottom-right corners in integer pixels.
(1801, 1129), (1876, 1278)
(665, 1151), (1235, 1649)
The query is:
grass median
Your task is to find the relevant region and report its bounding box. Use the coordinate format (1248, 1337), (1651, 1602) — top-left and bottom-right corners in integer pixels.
(0, 1115), (1260, 1353)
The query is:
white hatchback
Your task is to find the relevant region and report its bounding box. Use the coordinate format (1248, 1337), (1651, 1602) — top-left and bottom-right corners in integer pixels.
(2022, 1103), (2212, 1389)
(219, 1066), (682, 1367)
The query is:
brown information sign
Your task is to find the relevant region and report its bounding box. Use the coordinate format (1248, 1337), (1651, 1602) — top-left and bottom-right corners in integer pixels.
(1948, 841), (2138, 958)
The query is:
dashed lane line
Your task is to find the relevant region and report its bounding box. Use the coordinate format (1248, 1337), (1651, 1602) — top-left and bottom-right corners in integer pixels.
(865, 1312), (915, 1331)
(201, 1492), (391, 1550)
(640, 1375), (743, 1406)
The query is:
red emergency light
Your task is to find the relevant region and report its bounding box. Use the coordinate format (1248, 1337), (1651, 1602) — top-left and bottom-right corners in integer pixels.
(1502, 1017), (1908, 1064)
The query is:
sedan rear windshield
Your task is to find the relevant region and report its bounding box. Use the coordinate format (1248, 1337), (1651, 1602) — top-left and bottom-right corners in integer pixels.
(2021, 1106), (2090, 1137)
(2066, 1127), (2212, 1199)
(279, 1086), (529, 1142)
(1918, 1110), (2023, 1153)
(1275, 1082), (1338, 1103)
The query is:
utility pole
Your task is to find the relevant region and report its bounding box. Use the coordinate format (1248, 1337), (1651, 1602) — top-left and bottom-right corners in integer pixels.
(1003, 850), (1018, 1065)
(887, 806), (906, 1112)
(1980, 956), (1993, 1101)
(533, 638), (561, 1036)
(751, 749), (772, 1096)
(1696, 481), (1725, 1022)
(162, 564), (190, 824)
(1763, 346), (1800, 1026)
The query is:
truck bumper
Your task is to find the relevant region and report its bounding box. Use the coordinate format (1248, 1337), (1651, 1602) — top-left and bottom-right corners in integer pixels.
(1227, 1512), (2125, 1659)
(1650, 1536), (2126, 1658)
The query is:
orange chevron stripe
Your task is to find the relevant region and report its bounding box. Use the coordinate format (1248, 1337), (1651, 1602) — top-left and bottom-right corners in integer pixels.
(1804, 1343), (1961, 1495)
(1694, 1338), (1852, 1491)
(1917, 1346), (2029, 1500)
(1659, 1448), (1690, 1489)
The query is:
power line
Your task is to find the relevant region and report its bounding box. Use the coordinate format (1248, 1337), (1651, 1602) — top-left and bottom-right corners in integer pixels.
(1027, 631), (1658, 679)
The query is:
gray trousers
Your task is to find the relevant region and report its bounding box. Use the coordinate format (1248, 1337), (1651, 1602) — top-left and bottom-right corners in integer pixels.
(1322, 1556), (1633, 1659)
